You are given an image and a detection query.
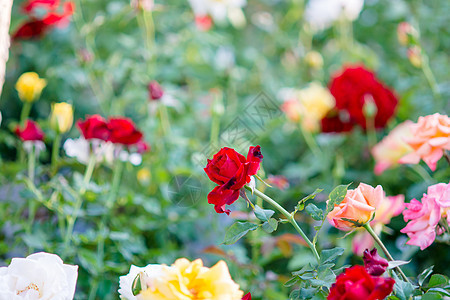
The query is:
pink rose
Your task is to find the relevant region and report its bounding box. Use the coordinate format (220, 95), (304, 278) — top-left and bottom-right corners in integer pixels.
(371, 121), (414, 175)
(399, 113), (450, 171)
(400, 183), (450, 250)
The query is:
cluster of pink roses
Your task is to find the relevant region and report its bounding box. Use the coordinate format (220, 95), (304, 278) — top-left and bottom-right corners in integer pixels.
(372, 113), (450, 174)
(401, 182), (450, 250)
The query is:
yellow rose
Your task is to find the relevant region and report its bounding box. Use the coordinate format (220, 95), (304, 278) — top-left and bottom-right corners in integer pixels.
(304, 51), (323, 69)
(50, 102), (73, 133)
(137, 258), (244, 300)
(282, 82), (335, 132)
(15, 72), (47, 103)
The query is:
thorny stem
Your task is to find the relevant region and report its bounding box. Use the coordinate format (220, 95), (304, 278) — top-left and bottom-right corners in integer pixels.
(363, 223), (410, 283)
(245, 186), (321, 263)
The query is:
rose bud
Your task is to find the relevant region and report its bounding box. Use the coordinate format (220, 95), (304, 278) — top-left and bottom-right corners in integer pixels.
(77, 114), (110, 141)
(15, 72), (47, 103)
(50, 102), (73, 134)
(242, 292), (252, 300)
(397, 22), (419, 46)
(363, 248), (389, 276)
(15, 120), (45, 141)
(148, 80), (164, 101)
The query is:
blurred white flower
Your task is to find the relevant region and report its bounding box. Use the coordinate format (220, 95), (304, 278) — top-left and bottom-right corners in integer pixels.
(305, 0), (364, 31)
(0, 252), (78, 300)
(215, 46), (235, 71)
(119, 151), (143, 166)
(64, 138), (115, 165)
(188, 0), (246, 24)
(118, 264), (164, 300)
(23, 140), (46, 155)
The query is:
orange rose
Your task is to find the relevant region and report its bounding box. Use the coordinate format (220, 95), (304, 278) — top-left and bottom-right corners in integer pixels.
(399, 113), (450, 171)
(327, 183), (383, 231)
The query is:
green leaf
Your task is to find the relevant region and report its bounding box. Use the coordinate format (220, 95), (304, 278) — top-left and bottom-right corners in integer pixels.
(422, 292), (443, 300)
(223, 222), (258, 245)
(326, 184), (351, 214)
(428, 274), (449, 288)
(305, 204), (323, 221)
(393, 273), (416, 300)
(320, 247), (345, 264)
(284, 277), (299, 287)
(418, 266), (434, 286)
(262, 218), (278, 233)
(253, 205), (275, 222)
(296, 189), (323, 212)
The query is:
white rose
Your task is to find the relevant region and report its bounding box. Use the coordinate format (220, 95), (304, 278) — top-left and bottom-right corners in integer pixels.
(0, 252), (78, 300)
(305, 0), (364, 31)
(118, 264), (164, 300)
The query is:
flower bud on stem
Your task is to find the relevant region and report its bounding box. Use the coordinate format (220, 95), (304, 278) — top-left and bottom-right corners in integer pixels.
(363, 223), (409, 283)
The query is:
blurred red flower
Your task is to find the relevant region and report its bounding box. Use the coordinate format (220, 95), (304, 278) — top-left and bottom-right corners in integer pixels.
(204, 146), (263, 214)
(107, 117), (143, 146)
(77, 115), (110, 141)
(148, 80), (164, 101)
(195, 15), (213, 31)
(242, 293), (251, 300)
(321, 65), (398, 133)
(13, 1), (75, 40)
(328, 265), (395, 300)
(15, 120), (45, 141)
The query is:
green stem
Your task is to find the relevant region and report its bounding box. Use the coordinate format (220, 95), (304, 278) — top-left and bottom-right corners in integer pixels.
(299, 124), (322, 158)
(366, 116), (377, 149)
(26, 145), (36, 238)
(245, 186), (320, 263)
(51, 133), (61, 174)
(158, 104), (171, 136)
(20, 102), (32, 126)
(62, 154), (97, 257)
(210, 112), (220, 146)
(420, 54), (442, 104)
(411, 164), (433, 183)
(363, 223), (409, 282)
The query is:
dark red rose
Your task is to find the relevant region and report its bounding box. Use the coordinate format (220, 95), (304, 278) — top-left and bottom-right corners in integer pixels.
(148, 80), (164, 100)
(328, 265), (395, 300)
(77, 115), (110, 141)
(15, 120), (45, 141)
(107, 117), (143, 146)
(363, 248), (389, 276)
(13, 20), (49, 40)
(204, 146), (263, 214)
(322, 65), (398, 133)
(242, 293), (251, 300)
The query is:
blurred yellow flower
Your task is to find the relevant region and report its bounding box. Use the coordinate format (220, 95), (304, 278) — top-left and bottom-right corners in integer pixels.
(304, 51), (323, 69)
(137, 258), (244, 300)
(281, 82), (335, 132)
(15, 72), (47, 103)
(137, 168), (151, 185)
(50, 102), (73, 133)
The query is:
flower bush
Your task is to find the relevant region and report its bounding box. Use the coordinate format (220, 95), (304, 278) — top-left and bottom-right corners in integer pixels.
(0, 0), (449, 299)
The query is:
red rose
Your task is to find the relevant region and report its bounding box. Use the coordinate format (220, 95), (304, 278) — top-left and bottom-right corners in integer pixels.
(77, 115), (110, 141)
(15, 120), (45, 141)
(107, 117), (143, 146)
(322, 65), (398, 133)
(328, 265), (395, 300)
(242, 293), (251, 300)
(195, 15), (213, 31)
(204, 146), (263, 214)
(148, 80), (164, 100)
(13, 1), (74, 40)
(363, 248), (389, 276)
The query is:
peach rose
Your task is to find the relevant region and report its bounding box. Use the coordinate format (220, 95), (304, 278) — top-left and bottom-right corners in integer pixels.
(327, 183), (384, 231)
(399, 113), (450, 171)
(352, 194), (405, 255)
(371, 121), (414, 175)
